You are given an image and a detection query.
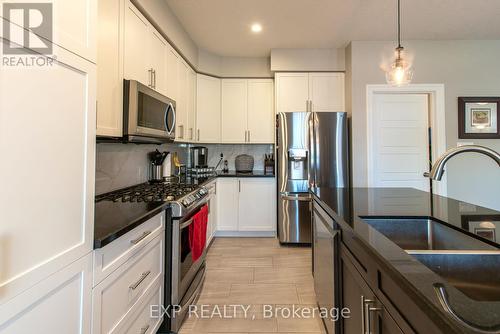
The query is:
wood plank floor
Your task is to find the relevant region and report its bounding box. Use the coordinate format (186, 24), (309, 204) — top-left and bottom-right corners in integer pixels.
(179, 237), (326, 334)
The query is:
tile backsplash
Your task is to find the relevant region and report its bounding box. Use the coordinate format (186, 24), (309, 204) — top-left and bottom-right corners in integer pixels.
(204, 144), (274, 171)
(95, 142), (274, 195)
(95, 142), (188, 195)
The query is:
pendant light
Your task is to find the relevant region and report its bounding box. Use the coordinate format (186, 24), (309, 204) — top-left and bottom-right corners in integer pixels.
(386, 0), (413, 86)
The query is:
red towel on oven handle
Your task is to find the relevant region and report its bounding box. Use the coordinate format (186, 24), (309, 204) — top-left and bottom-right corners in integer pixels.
(189, 204), (208, 262)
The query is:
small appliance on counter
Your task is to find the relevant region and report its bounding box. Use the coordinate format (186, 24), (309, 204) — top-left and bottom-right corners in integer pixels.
(190, 146), (208, 168)
(235, 154), (254, 173)
(149, 149), (169, 182)
(264, 153), (275, 175)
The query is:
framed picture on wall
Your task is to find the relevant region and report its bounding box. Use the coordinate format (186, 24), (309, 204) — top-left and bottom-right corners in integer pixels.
(458, 97), (500, 139)
(461, 214), (500, 243)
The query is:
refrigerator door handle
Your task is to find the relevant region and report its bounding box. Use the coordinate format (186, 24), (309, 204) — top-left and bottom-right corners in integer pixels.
(280, 194), (312, 202)
(308, 112), (316, 189)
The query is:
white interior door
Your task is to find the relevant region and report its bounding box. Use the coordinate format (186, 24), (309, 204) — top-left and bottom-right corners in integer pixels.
(369, 94), (431, 191)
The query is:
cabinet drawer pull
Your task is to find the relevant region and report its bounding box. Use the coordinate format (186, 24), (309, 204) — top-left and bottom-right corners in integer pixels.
(130, 231), (152, 245)
(139, 324), (150, 334)
(129, 270), (151, 290)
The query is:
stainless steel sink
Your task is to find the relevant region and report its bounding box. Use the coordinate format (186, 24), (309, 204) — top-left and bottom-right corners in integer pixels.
(408, 252), (500, 302)
(361, 217), (497, 251)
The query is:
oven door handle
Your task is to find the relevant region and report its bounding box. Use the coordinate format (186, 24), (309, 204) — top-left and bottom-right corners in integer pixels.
(180, 217), (195, 230)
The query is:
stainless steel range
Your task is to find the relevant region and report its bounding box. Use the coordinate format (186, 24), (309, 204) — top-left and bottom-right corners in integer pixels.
(95, 178), (209, 332)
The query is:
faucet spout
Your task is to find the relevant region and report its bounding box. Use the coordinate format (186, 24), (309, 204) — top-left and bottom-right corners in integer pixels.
(426, 145), (500, 181)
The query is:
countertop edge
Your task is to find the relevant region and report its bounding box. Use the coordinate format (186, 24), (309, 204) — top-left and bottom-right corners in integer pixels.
(93, 203), (168, 249)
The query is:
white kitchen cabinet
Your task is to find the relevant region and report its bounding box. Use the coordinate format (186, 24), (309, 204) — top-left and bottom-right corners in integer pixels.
(188, 68), (197, 141)
(123, 1), (167, 92)
(196, 74), (221, 143)
(0, 44), (95, 305)
(166, 45), (179, 101)
(216, 178), (276, 234)
(309, 72), (345, 112)
(92, 235), (164, 334)
(216, 178), (239, 231)
(206, 180), (217, 245)
(22, 0), (97, 63)
(0, 252), (93, 334)
(96, 0), (123, 137)
(221, 79), (275, 144)
(176, 60), (190, 141)
(222, 79), (248, 143)
(247, 79), (275, 143)
(275, 73), (309, 113)
(275, 72), (345, 113)
(93, 213), (165, 286)
(123, 2), (150, 85)
(149, 30), (168, 95)
(238, 178), (277, 232)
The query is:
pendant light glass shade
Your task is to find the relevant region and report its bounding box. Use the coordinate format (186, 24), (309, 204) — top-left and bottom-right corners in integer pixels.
(386, 47), (413, 86)
(386, 0), (413, 86)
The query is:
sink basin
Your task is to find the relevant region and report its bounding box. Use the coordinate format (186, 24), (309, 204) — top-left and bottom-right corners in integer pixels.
(409, 252), (500, 301)
(361, 217), (497, 251)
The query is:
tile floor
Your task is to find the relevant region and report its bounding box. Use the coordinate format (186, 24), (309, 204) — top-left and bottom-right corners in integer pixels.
(179, 237), (326, 334)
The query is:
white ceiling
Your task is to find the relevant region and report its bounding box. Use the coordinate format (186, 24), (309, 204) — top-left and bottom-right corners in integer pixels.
(165, 0), (500, 57)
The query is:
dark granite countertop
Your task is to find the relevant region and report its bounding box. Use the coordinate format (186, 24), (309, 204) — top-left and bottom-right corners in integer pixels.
(216, 170), (275, 178)
(311, 187), (500, 333)
(94, 200), (167, 248)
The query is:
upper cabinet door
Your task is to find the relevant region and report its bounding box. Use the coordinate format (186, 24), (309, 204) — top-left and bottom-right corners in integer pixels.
(221, 79), (248, 143)
(177, 61), (190, 141)
(188, 69), (197, 141)
(0, 46), (95, 303)
(309, 73), (345, 112)
(55, 0), (98, 62)
(247, 79), (275, 143)
(275, 73), (309, 113)
(123, 2), (150, 86)
(96, 0), (123, 137)
(149, 30), (167, 95)
(196, 74), (221, 143)
(165, 45), (179, 101)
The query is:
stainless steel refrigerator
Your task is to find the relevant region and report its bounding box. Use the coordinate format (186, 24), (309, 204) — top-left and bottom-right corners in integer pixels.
(277, 112), (349, 244)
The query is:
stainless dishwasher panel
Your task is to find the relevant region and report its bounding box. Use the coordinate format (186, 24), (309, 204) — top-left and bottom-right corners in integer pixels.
(313, 200), (340, 334)
(278, 193), (312, 244)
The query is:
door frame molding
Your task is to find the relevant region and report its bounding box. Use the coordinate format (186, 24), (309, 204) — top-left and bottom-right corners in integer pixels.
(366, 84), (448, 196)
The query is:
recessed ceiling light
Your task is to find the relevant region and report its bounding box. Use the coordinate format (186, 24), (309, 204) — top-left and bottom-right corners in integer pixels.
(251, 23), (262, 33)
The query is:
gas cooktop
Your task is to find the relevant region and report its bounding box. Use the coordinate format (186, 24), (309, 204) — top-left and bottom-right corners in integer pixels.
(96, 182), (198, 203)
(95, 179), (209, 218)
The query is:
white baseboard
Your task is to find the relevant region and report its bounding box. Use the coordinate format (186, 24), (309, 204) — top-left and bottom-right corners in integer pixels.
(214, 231), (277, 238)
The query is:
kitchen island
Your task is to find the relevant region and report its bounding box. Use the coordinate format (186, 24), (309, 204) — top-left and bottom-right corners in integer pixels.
(311, 187), (500, 334)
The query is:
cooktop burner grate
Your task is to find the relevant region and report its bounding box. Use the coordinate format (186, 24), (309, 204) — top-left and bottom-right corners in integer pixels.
(96, 182), (198, 203)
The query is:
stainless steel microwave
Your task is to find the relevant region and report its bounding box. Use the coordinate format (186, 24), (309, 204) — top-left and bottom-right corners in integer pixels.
(123, 80), (176, 143)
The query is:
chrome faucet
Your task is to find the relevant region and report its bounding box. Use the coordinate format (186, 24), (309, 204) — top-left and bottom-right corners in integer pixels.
(425, 145), (500, 181)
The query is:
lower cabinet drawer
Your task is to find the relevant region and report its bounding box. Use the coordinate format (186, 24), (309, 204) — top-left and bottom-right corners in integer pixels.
(92, 234), (164, 334)
(120, 281), (163, 334)
(93, 212), (164, 286)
